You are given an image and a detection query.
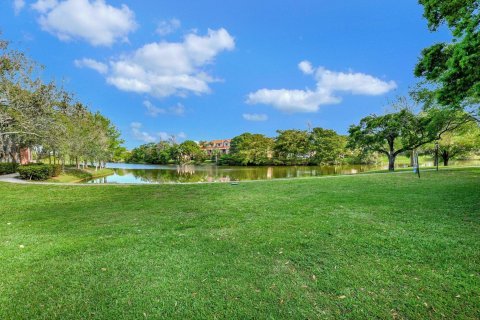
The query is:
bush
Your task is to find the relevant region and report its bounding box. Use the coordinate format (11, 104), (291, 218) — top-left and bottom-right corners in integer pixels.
(18, 164), (62, 181)
(51, 164), (62, 177)
(0, 162), (19, 175)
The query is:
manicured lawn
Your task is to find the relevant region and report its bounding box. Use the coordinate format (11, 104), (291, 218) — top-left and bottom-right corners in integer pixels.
(1, 169), (479, 319)
(47, 168), (114, 183)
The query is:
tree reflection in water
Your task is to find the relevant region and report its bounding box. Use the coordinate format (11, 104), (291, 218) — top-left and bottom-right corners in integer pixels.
(85, 160), (480, 184)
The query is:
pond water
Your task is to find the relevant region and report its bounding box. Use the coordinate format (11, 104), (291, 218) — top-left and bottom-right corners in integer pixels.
(84, 160), (480, 184)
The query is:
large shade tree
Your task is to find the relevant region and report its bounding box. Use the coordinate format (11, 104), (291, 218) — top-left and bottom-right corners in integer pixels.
(348, 106), (472, 171)
(230, 133), (274, 165)
(414, 0), (479, 119)
(309, 127), (347, 165)
(0, 37), (124, 166)
(432, 121), (480, 166)
(274, 129), (310, 165)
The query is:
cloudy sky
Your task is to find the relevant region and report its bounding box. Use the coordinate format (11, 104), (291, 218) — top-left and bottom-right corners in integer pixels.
(2, 0), (449, 148)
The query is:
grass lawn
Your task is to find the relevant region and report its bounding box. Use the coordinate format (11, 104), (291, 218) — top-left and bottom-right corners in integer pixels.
(1, 169), (479, 319)
(47, 168), (114, 183)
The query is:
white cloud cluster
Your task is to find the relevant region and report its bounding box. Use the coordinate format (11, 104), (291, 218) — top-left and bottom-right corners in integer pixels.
(80, 28), (235, 98)
(130, 122), (156, 143)
(156, 18), (181, 36)
(13, 0), (25, 15)
(130, 122), (186, 143)
(242, 113), (268, 121)
(247, 60), (397, 113)
(32, 0), (137, 46)
(74, 58), (108, 74)
(143, 100), (185, 117)
(298, 60), (314, 75)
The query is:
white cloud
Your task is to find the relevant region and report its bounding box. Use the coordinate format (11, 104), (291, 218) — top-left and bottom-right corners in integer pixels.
(83, 28), (234, 98)
(298, 60), (314, 75)
(13, 0), (25, 14)
(31, 0), (57, 13)
(130, 122), (156, 143)
(32, 0), (137, 46)
(143, 100), (166, 117)
(74, 58), (108, 74)
(131, 122), (187, 144)
(242, 113), (268, 121)
(143, 100), (185, 117)
(157, 131), (187, 142)
(156, 18), (181, 36)
(247, 61), (397, 113)
(169, 103), (185, 115)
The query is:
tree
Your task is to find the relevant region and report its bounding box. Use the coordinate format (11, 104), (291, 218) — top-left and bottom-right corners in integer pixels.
(348, 106), (471, 171)
(230, 133), (274, 165)
(172, 140), (205, 164)
(0, 37), (124, 167)
(309, 128), (347, 165)
(414, 0), (479, 118)
(274, 129), (310, 165)
(431, 121), (480, 166)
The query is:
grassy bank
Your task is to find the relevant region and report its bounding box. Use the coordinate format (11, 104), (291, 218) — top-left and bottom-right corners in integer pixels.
(1, 169), (479, 319)
(47, 167), (114, 183)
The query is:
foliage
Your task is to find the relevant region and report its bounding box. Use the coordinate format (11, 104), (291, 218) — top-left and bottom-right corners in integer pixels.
(309, 128), (347, 165)
(127, 140), (207, 165)
(426, 121), (480, 165)
(0, 162), (18, 175)
(174, 140), (205, 164)
(274, 129), (310, 165)
(347, 100), (471, 170)
(229, 133), (274, 165)
(415, 0), (479, 117)
(17, 163), (61, 180)
(0, 37), (124, 167)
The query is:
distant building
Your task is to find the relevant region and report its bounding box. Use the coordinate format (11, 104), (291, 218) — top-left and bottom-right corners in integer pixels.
(201, 139), (231, 155)
(20, 148), (32, 165)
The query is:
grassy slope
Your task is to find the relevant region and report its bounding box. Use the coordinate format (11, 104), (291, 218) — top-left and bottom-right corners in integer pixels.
(47, 168), (114, 183)
(0, 169), (479, 319)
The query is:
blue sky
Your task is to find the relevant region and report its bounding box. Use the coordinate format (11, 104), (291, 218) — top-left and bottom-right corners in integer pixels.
(2, 0), (450, 148)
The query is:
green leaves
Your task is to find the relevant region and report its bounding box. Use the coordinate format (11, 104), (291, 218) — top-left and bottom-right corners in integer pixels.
(416, 0), (480, 112)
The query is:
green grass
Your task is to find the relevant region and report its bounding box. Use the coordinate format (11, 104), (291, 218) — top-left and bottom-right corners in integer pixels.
(1, 169), (479, 319)
(47, 167), (114, 183)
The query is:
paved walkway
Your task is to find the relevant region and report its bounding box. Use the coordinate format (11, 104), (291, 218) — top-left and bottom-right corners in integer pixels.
(0, 173), (29, 184)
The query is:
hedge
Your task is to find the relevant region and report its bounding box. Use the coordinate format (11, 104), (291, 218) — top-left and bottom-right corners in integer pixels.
(0, 163), (19, 175)
(18, 164), (62, 181)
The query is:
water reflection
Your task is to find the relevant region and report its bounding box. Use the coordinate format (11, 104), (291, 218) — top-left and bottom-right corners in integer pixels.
(85, 160), (479, 184)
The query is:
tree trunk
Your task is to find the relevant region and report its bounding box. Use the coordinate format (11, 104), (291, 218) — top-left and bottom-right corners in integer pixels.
(442, 151), (449, 166)
(388, 154), (395, 171)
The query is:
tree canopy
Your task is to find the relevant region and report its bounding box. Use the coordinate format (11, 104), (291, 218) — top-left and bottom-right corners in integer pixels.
(347, 103), (472, 171)
(415, 0), (479, 117)
(0, 37), (124, 168)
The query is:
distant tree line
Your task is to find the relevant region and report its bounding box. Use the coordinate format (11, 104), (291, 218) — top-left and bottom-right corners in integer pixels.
(126, 140), (206, 165)
(128, 127), (370, 166)
(128, 98), (479, 170)
(0, 37), (124, 169)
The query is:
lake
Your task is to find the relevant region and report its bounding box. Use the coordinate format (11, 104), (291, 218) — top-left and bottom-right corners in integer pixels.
(84, 160), (480, 184)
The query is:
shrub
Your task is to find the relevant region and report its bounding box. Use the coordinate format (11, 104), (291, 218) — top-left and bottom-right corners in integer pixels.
(0, 162), (19, 175)
(18, 164), (62, 181)
(51, 164), (62, 177)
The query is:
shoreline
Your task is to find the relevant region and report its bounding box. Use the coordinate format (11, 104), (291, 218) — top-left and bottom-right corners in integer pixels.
(1, 165), (478, 187)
